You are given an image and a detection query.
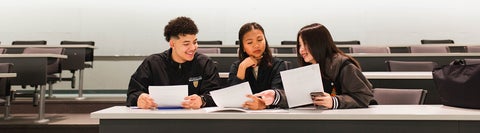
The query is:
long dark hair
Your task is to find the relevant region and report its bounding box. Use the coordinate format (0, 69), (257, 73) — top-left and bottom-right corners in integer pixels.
(238, 22), (273, 67)
(296, 23), (360, 79)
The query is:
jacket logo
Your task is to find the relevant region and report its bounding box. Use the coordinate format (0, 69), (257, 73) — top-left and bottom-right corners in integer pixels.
(188, 76), (202, 88)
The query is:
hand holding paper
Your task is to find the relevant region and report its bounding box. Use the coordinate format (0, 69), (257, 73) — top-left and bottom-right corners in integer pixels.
(181, 94), (202, 109)
(148, 85), (188, 108)
(137, 93), (157, 109)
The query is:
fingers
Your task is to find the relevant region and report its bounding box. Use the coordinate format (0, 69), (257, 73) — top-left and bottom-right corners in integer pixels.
(182, 95), (201, 109)
(138, 94), (157, 109)
(243, 94), (267, 110)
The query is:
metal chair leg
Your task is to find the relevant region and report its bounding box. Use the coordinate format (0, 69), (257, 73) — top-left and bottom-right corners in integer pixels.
(4, 95), (12, 120)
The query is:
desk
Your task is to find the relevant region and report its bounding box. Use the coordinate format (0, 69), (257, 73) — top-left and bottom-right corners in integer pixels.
(219, 72), (440, 104)
(0, 54), (67, 123)
(91, 105), (480, 133)
(1, 45), (95, 100)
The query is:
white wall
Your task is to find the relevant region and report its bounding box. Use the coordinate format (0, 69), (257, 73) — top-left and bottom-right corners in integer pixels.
(2, 0), (480, 91)
(1, 0), (479, 56)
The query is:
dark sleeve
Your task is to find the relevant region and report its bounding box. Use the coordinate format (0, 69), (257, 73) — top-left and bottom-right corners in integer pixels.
(270, 60), (286, 90)
(199, 57), (222, 107)
(126, 59), (152, 107)
(228, 61), (246, 86)
(335, 64), (375, 109)
(270, 59), (288, 108)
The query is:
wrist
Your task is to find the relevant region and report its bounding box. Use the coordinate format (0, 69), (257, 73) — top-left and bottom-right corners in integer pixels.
(200, 95), (207, 107)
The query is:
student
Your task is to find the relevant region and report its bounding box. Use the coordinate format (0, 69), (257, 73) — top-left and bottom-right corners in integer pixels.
(228, 22), (288, 110)
(126, 16), (221, 109)
(297, 23), (376, 109)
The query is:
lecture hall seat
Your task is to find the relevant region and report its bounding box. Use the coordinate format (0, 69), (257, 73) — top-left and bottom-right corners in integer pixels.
(12, 40), (47, 45)
(373, 88), (427, 105)
(420, 39), (454, 44)
(197, 40), (222, 45)
(22, 47), (65, 98)
(0, 63), (13, 120)
(351, 46), (390, 53)
(386, 60), (438, 71)
(334, 40), (361, 45)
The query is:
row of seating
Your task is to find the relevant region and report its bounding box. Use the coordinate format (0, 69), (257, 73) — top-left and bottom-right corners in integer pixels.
(0, 40), (95, 119)
(196, 39), (454, 45)
(197, 45), (480, 54)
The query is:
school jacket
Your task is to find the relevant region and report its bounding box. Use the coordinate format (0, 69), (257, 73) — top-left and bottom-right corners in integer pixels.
(126, 48), (221, 107)
(323, 54), (376, 109)
(228, 57), (288, 108)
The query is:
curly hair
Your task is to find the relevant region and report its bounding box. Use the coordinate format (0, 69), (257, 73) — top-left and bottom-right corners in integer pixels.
(164, 16), (199, 42)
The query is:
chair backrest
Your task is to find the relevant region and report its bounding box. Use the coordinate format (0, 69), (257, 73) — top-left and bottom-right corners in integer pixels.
(351, 46), (390, 53)
(281, 41), (297, 45)
(421, 39), (454, 44)
(12, 40), (47, 45)
(467, 46), (480, 53)
(373, 88), (427, 105)
(465, 59), (480, 65)
(409, 45), (449, 53)
(61, 40), (95, 62)
(235, 40), (240, 45)
(197, 40), (222, 45)
(197, 48), (220, 54)
(386, 60), (438, 71)
(60, 41), (95, 46)
(23, 47), (64, 74)
(0, 63), (13, 97)
(334, 40), (360, 45)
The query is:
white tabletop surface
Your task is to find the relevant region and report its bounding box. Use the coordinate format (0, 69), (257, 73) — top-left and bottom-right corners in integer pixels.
(0, 54), (67, 59)
(91, 105), (480, 121)
(0, 73), (16, 78)
(0, 45), (95, 49)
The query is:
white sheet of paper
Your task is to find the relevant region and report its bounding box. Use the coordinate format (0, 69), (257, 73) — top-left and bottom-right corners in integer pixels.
(148, 85), (188, 107)
(280, 64), (324, 108)
(210, 82), (253, 108)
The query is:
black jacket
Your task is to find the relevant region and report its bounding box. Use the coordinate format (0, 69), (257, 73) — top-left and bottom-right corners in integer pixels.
(126, 49), (221, 107)
(228, 57), (288, 108)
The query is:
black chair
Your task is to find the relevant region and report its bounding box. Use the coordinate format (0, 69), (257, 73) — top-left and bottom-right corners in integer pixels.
(235, 40), (240, 45)
(60, 41), (95, 90)
(421, 39), (454, 44)
(197, 40), (222, 45)
(22, 47), (64, 98)
(334, 40), (360, 45)
(386, 60), (438, 71)
(12, 40), (47, 45)
(0, 63), (13, 120)
(373, 88), (427, 105)
(281, 41), (297, 45)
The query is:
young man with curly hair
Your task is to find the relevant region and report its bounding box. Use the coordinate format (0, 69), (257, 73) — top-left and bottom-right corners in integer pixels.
(127, 16), (221, 109)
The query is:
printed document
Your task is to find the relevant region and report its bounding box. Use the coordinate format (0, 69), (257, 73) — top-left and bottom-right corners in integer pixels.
(210, 82), (252, 108)
(148, 85), (188, 107)
(280, 64), (324, 108)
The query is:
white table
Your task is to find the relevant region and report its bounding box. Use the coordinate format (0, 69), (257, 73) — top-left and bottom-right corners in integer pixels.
(91, 105), (480, 133)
